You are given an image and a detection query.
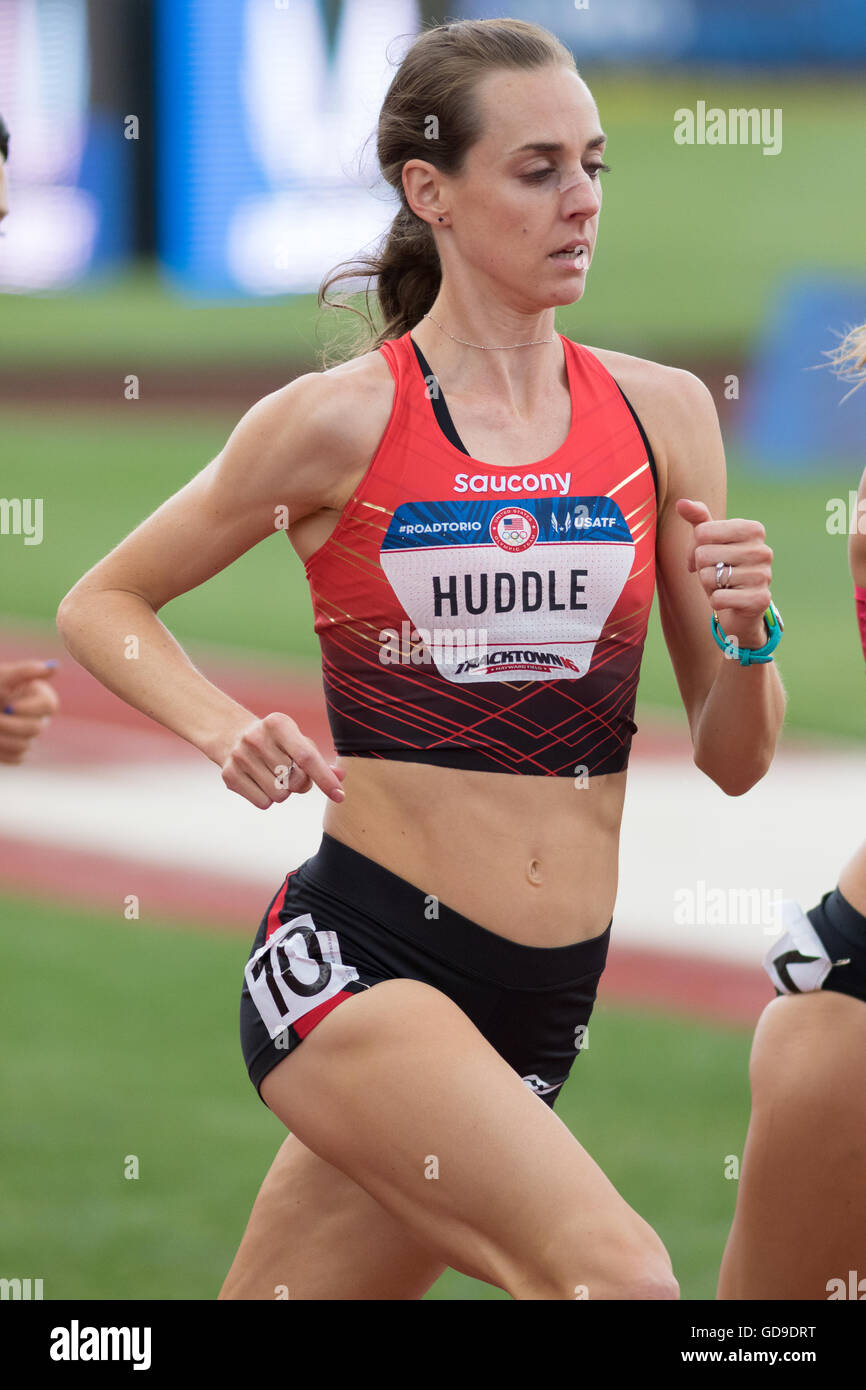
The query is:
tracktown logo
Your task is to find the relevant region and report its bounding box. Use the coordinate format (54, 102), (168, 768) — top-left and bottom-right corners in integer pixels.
(456, 648), (581, 676)
(50, 1320), (152, 1370)
(453, 471), (571, 496)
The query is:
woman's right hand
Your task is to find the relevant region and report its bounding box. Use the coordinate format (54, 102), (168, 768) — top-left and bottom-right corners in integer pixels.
(215, 711), (346, 810)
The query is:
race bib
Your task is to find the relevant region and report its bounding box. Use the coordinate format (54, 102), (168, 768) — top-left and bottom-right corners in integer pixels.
(379, 495), (634, 682)
(763, 899), (835, 994)
(245, 913), (360, 1039)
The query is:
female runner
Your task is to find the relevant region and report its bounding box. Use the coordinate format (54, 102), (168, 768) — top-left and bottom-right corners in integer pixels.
(57, 18), (785, 1301)
(718, 322), (866, 1300)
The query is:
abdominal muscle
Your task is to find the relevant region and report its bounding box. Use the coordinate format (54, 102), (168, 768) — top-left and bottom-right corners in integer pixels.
(321, 757), (626, 948)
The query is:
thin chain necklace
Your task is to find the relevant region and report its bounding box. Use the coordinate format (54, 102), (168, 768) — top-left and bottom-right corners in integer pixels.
(423, 311), (556, 350)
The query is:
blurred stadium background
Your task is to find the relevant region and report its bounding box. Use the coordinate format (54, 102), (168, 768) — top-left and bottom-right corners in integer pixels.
(1, 0), (865, 1301)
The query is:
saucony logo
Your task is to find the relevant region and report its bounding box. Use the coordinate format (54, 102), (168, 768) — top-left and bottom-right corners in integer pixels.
(454, 471), (572, 497)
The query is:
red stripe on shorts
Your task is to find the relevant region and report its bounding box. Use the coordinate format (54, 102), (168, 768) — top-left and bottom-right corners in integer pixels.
(293, 990), (355, 1039)
(265, 869), (299, 942)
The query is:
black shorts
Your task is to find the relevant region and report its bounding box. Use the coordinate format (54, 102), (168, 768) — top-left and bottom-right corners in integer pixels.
(805, 886), (866, 1004)
(240, 831), (611, 1111)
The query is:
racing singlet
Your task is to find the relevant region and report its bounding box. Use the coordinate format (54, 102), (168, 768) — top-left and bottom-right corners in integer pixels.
(301, 328), (658, 777)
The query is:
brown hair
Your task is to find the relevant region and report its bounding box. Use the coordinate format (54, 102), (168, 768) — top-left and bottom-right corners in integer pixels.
(827, 321), (866, 401)
(315, 17), (577, 368)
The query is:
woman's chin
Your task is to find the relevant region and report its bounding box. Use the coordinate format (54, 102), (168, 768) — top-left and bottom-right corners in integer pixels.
(553, 283), (586, 309)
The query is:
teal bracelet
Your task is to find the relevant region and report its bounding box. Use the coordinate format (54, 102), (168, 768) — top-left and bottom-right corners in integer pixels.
(711, 599), (784, 665)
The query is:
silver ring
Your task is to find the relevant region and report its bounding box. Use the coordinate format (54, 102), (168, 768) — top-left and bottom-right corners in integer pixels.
(715, 561), (734, 589)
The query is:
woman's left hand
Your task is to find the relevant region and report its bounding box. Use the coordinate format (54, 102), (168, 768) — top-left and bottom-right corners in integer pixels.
(675, 498), (773, 650)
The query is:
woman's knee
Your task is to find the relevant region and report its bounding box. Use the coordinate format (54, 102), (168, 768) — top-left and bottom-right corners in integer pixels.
(509, 1217), (679, 1301)
(748, 990), (866, 1104)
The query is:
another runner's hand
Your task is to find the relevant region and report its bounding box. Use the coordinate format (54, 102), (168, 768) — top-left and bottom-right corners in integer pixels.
(218, 711), (346, 809)
(0, 659), (61, 764)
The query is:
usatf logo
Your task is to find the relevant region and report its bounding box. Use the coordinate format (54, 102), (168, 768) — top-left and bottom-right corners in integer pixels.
(490, 507), (538, 553)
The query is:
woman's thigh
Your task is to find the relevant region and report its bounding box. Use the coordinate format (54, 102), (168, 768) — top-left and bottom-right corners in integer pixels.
(219, 1132), (447, 1300)
(255, 977), (679, 1301)
(718, 990), (866, 1300)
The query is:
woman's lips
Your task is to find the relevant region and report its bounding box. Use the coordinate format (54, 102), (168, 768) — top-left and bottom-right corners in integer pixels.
(549, 245), (589, 264)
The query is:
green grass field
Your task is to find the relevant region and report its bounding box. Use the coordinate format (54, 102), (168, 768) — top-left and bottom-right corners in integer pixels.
(1, 75), (863, 366)
(2, 407), (863, 739)
(0, 892), (750, 1300)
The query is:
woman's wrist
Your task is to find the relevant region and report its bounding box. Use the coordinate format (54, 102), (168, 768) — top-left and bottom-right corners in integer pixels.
(713, 611), (768, 653)
(196, 704), (259, 766)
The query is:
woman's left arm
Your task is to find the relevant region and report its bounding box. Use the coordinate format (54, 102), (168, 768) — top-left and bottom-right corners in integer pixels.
(652, 369), (786, 795)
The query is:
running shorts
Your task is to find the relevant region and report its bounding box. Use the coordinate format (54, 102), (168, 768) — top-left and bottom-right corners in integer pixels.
(240, 831), (611, 1111)
(763, 886), (866, 1004)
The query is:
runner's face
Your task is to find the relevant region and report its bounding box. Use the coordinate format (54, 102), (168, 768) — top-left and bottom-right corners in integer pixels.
(445, 66), (606, 308)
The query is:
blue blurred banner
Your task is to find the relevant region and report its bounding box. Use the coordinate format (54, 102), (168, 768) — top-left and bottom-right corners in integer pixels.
(155, 0), (420, 298)
(466, 0), (866, 65)
(740, 276), (866, 471)
(0, 0), (134, 293)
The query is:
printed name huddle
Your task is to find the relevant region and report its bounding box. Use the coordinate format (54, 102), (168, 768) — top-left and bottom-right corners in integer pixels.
(432, 569), (588, 616)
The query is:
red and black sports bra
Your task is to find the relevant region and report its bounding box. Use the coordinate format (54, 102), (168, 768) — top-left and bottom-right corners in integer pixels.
(299, 328), (658, 777)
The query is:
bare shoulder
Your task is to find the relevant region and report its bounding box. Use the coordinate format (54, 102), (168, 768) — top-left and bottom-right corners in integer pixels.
(581, 342), (713, 412)
(271, 347), (396, 511)
(580, 344), (719, 512)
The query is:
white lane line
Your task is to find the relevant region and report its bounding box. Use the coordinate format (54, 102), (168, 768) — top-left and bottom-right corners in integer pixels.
(2, 745), (863, 966)
(0, 760), (325, 883)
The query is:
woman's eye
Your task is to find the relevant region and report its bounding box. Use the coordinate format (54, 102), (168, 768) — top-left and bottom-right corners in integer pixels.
(522, 163), (612, 184)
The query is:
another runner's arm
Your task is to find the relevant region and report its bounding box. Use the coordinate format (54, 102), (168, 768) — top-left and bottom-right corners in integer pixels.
(849, 464), (866, 588)
(56, 373), (360, 778)
(847, 464), (866, 673)
(651, 367), (786, 795)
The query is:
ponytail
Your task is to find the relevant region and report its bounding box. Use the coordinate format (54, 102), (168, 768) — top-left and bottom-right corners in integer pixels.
(828, 321), (866, 401)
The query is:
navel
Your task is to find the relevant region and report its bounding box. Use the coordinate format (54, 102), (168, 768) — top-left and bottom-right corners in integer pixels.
(526, 857), (543, 885)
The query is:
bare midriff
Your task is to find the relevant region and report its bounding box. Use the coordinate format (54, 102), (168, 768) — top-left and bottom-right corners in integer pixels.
(320, 755), (627, 947)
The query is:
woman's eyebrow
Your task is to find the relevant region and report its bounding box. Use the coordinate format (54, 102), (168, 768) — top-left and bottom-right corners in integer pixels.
(506, 134), (607, 155)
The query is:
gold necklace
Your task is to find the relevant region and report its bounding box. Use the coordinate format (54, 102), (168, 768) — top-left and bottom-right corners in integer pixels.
(423, 312), (556, 350)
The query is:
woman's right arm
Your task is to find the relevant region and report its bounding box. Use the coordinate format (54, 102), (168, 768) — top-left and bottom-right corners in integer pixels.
(56, 372), (363, 807)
